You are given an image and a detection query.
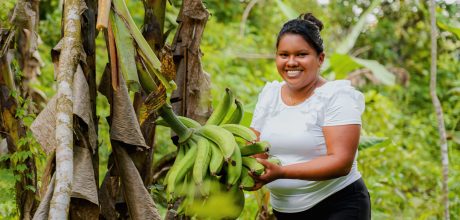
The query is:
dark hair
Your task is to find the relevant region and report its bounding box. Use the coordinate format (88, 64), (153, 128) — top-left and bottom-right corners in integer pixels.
(276, 13), (324, 54)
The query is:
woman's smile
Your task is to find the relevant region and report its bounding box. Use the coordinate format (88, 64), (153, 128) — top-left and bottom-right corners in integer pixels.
(275, 34), (324, 91)
(286, 70), (303, 78)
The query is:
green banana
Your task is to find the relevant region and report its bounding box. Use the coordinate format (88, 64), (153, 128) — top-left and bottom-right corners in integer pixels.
(220, 124), (257, 142)
(156, 115), (201, 128)
(222, 99), (244, 124)
(209, 141), (224, 176)
(197, 125), (237, 161)
(193, 136), (212, 185)
(163, 143), (186, 186)
(166, 140), (198, 200)
(240, 141), (270, 156)
(267, 156), (282, 166)
(206, 88), (234, 125)
(242, 157), (265, 176)
(226, 184), (246, 219)
(199, 174), (213, 197)
(226, 144), (242, 187)
(239, 166), (255, 190)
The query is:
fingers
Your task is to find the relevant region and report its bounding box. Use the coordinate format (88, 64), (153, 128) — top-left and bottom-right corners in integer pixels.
(246, 182), (264, 191)
(255, 157), (272, 168)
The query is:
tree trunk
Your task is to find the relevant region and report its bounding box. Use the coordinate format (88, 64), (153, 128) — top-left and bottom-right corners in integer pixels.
(0, 55), (38, 220)
(166, 0), (211, 219)
(68, 0), (100, 218)
(49, 0), (82, 218)
(2, 0), (42, 217)
(128, 0), (168, 189)
(171, 0), (211, 123)
(428, 1), (449, 219)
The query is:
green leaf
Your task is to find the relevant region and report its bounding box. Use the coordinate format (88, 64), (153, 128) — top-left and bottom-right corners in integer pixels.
(274, 0), (298, 19)
(453, 131), (460, 145)
(25, 185), (36, 192)
(352, 57), (395, 85)
(0, 154), (10, 162)
(110, 11), (140, 92)
(15, 164), (28, 173)
(437, 15), (460, 39)
(438, 22), (460, 39)
(358, 136), (388, 150)
(329, 53), (362, 79)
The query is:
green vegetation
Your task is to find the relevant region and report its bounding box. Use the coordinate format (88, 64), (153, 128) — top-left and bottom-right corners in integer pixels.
(1, 0), (459, 219)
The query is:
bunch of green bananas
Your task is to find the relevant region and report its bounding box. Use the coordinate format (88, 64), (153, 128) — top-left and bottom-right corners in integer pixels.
(157, 88), (280, 218)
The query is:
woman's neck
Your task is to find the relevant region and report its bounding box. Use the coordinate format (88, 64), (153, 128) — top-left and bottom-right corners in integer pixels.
(283, 77), (324, 105)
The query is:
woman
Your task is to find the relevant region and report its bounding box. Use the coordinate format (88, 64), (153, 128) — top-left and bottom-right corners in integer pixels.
(249, 13), (371, 219)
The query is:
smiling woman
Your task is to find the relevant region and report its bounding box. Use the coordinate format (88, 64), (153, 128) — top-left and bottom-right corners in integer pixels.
(249, 13), (371, 220)
(276, 33), (324, 105)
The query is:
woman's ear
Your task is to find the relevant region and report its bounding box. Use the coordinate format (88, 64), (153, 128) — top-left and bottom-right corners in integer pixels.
(318, 52), (325, 67)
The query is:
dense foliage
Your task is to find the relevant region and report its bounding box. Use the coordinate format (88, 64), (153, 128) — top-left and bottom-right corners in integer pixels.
(1, 0), (459, 219)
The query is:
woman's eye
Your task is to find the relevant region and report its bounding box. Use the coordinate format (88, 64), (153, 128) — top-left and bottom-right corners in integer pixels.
(278, 54), (288, 58)
(297, 53), (308, 57)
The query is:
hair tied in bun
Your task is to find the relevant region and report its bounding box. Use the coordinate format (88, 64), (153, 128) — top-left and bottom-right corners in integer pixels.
(299, 13), (324, 31)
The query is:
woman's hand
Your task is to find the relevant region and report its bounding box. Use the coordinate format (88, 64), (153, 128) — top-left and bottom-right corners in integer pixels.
(247, 158), (284, 190)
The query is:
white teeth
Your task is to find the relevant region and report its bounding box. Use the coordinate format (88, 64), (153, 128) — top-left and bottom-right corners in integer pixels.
(286, 70), (301, 77)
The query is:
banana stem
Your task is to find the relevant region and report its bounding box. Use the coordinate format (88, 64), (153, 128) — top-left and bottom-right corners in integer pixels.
(158, 104), (192, 143)
(96, 0), (111, 30)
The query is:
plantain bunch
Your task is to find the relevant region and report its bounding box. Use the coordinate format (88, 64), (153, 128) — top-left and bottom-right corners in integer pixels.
(157, 88), (280, 218)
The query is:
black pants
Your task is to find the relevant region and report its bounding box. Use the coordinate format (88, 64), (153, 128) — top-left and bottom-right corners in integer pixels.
(273, 178), (371, 220)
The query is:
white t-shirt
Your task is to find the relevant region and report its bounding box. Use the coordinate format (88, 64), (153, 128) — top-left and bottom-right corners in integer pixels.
(250, 80), (365, 213)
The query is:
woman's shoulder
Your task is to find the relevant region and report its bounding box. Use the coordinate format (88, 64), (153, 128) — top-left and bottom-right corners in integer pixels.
(316, 80), (363, 99)
(259, 80), (282, 96)
(261, 80), (283, 91)
(254, 80), (282, 107)
(315, 80), (365, 113)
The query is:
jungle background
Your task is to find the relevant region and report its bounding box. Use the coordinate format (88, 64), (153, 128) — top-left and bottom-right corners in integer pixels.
(0, 0), (459, 219)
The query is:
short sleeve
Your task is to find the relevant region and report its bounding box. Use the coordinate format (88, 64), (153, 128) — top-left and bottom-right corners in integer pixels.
(250, 81), (280, 131)
(323, 89), (365, 126)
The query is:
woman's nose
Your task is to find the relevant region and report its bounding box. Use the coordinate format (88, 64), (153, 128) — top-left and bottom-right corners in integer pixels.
(287, 56), (298, 66)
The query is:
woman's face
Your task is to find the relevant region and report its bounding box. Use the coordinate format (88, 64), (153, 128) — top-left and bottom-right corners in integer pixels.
(276, 33), (324, 91)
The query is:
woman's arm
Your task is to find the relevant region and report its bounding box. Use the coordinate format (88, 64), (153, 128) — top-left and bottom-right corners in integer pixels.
(250, 124), (360, 188)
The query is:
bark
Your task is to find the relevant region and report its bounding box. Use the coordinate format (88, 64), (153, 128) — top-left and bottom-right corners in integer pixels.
(11, 0), (42, 82)
(49, 0), (83, 218)
(69, 0), (100, 218)
(428, 1), (450, 219)
(170, 0), (211, 124)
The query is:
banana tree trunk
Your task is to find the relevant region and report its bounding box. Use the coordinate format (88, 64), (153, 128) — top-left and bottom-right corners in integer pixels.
(171, 0), (211, 124)
(49, 0), (82, 218)
(129, 0), (168, 188)
(68, 0), (100, 218)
